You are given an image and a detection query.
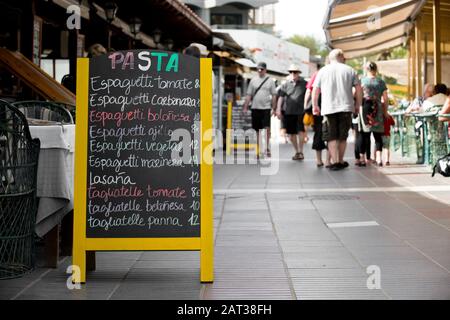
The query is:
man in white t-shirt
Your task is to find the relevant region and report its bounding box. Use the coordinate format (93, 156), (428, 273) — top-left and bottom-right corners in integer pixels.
(312, 49), (362, 171)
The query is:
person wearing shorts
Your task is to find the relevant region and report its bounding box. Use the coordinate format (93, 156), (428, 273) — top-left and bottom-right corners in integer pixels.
(312, 49), (362, 171)
(276, 64), (307, 160)
(243, 62), (277, 158)
(251, 109), (271, 132)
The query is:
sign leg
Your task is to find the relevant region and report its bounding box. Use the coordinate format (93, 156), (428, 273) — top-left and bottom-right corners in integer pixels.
(201, 240), (214, 283)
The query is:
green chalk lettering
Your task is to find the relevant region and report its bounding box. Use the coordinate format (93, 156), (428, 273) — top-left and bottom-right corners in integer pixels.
(150, 52), (168, 71)
(166, 53), (179, 72)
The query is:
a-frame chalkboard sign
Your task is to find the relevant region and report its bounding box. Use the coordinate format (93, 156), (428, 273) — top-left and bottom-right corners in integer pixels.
(73, 50), (213, 283)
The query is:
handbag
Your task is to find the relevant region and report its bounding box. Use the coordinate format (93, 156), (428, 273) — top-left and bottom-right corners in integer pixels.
(303, 113), (314, 126)
(432, 153), (450, 177)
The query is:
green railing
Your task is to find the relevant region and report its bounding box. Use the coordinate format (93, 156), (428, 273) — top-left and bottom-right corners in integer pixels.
(391, 109), (450, 166)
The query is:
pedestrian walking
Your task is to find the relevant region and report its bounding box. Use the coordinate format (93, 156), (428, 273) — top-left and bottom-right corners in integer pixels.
(243, 62), (277, 158)
(276, 79), (290, 144)
(357, 61), (389, 167)
(304, 65), (329, 167)
(276, 64), (307, 161)
(312, 49), (362, 171)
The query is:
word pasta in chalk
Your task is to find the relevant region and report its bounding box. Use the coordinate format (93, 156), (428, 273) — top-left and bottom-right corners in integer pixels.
(109, 51), (179, 72)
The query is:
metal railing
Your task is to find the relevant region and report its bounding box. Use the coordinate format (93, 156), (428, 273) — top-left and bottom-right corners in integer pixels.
(390, 109), (450, 166)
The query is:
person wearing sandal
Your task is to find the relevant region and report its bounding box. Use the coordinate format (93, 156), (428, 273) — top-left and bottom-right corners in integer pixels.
(312, 49), (362, 171)
(358, 61), (388, 168)
(276, 64), (307, 161)
(243, 62), (277, 159)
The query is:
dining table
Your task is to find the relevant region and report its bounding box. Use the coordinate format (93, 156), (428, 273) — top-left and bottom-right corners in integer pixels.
(28, 122), (75, 266)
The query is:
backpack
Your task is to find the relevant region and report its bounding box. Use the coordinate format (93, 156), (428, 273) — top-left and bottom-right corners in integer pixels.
(432, 153), (450, 177)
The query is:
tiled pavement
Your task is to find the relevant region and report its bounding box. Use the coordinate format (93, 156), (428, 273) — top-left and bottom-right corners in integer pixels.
(1, 141), (449, 300)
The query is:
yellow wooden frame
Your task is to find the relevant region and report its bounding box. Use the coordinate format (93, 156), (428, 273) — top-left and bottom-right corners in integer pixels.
(73, 57), (213, 283)
(226, 101), (259, 155)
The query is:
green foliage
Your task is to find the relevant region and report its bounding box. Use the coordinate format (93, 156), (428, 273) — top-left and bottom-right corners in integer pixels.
(388, 47), (408, 60)
(383, 75), (398, 85)
(287, 34), (329, 58)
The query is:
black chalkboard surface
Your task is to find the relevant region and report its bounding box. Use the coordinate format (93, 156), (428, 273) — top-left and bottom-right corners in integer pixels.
(86, 50), (200, 238)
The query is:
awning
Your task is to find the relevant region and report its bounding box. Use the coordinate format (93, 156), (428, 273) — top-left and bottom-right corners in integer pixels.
(234, 58), (256, 68)
(213, 32), (244, 52)
(187, 0), (278, 9)
(0, 48), (75, 105)
(323, 0), (427, 58)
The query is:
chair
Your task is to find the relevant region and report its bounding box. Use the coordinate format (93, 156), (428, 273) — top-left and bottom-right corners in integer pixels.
(437, 114), (450, 154)
(390, 110), (404, 153)
(53, 102), (76, 124)
(403, 114), (421, 162)
(11, 100), (74, 124)
(0, 99), (40, 279)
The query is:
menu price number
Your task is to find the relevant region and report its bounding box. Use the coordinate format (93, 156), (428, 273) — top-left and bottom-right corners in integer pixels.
(189, 155), (200, 166)
(193, 112), (200, 121)
(190, 201), (200, 211)
(189, 172), (200, 184)
(191, 187), (200, 197)
(190, 139), (199, 151)
(188, 213), (200, 226)
(191, 122), (200, 134)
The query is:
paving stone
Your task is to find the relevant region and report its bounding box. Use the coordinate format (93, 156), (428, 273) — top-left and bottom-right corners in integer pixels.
(4, 142), (449, 300)
(317, 209), (373, 224)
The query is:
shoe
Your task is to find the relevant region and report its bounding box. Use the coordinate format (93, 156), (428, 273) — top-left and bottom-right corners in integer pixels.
(340, 161), (349, 168)
(292, 152), (304, 161)
(331, 162), (349, 170)
(358, 162), (366, 167)
(329, 163), (343, 171)
(317, 162), (324, 168)
(385, 161), (390, 166)
(378, 162), (383, 167)
(266, 150), (271, 158)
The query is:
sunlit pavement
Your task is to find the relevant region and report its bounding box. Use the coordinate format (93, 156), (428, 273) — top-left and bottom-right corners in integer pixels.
(1, 137), (449, 300)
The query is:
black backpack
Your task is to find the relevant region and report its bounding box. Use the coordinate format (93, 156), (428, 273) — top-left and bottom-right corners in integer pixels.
(432, 153), (450, 177)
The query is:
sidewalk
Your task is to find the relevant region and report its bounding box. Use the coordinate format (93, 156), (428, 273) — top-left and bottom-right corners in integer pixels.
(1, 140), (449, 300)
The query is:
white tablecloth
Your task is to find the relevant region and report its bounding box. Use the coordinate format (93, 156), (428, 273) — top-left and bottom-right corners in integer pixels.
(29, 125), (75, 237)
